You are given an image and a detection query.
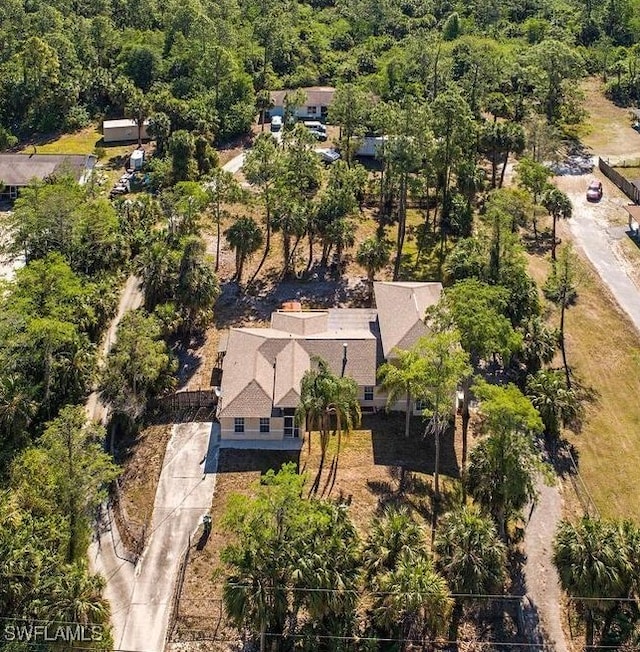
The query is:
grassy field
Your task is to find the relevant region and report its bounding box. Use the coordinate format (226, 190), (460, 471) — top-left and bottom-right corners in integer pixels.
(18, 124), (140, 191)
(528, 234), (640, 521)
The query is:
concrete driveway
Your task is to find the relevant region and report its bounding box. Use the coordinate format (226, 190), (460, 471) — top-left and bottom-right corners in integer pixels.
(90, 422), (219, 652)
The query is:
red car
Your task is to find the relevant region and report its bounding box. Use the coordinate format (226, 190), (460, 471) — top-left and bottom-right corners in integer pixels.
(586, 179), (603, 202)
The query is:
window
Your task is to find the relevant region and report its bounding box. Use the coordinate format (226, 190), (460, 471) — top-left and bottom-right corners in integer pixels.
(234, 418), (245, 433)
(308, 105), (317, 115)
(415, 400), (428, 412)
(364, 386), (374, 401)
(259, 418), (270, 433)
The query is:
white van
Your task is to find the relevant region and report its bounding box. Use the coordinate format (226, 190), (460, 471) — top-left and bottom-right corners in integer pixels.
(270, 116), (283, 132)
(303, 121), (327, 134)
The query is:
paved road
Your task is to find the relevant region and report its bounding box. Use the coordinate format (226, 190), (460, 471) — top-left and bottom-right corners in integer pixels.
(222, 152), (245, 174)
(555, 173), (640, 334)
(91, 422), (219, 652)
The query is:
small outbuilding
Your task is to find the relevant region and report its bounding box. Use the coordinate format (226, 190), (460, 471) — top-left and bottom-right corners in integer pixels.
(102, 118), (150, 144)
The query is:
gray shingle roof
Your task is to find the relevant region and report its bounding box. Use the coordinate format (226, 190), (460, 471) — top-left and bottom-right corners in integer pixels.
(270, 87), (336, 109)
(374, 281), (443, 358)
(218, 285), (442, 420)
(0, 153), (96, 187)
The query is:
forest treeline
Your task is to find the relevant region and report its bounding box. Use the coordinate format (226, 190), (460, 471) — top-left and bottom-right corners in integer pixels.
(1, 0), (640, 149)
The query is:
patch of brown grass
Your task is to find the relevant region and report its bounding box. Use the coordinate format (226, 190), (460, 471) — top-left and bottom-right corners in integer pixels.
(527, 236), (640, 521)
(118, 424), (174, 529)
(175, 413), (463, 634)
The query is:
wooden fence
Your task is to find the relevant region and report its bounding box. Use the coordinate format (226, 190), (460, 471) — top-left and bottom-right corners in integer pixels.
(598, 157), (640, 204)
(155, 389), (218, 412)
(110, 478), (146, 562)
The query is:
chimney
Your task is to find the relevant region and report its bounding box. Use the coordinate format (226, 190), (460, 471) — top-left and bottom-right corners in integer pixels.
(281, 301), (302, 312)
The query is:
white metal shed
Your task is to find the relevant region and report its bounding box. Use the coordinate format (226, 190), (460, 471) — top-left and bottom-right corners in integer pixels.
(102, 118), (149, 143)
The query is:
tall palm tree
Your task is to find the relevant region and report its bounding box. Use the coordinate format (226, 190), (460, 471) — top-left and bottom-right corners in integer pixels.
(527, 368), (581, 449)
(466, 429), (540, 541)
(224, 216), (264, 284)
(373, 552), (452, 652)
(176, 237), (220, 334)
(542, 186), (572, 261)
(272, 199), (307, 278)
(356, 236), (392, 304)
(435, 505), (507, 639)
(295, 357), (361, 495)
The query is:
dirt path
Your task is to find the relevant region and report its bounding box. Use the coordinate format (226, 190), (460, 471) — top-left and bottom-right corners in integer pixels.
(524, 477), (568, 652)
(85, 274), (144, 425)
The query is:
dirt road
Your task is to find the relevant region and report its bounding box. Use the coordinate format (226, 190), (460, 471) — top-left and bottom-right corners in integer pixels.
(524, 478), (569, 652)
(85, 275), (144, 425)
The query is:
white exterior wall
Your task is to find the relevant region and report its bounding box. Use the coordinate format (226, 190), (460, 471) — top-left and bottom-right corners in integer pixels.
(220, 416), (298, 440)
(103, 122), (149, 143)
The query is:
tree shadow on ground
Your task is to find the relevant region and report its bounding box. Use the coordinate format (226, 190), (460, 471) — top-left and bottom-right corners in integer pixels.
(215, 448), (300, 474)
(366, 412), (459, 477)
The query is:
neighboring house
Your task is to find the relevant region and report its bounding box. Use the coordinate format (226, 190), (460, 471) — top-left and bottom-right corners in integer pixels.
(269, 87), (336, 122)
(0, 153), (97, 200)
(102, 118), (149, 143)
(216, 281), (442, 443)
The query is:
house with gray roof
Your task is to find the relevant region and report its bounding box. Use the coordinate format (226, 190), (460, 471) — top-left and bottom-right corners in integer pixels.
(216, 281), (442, 443)
(0, 153), (97, 200)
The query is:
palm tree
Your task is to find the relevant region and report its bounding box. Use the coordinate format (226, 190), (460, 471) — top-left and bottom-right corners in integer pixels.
(553, 517), (632, 648)
(527, 369), (581, 450)
(272, 199), (307, 278)
(295, 357), (361, 496)
(176, 237), (220, 334)
(373, 552), (452, 652)
(0, 375), (36, 460)
(415, 332), (470, 507)
(543, 244), (577, 387)
(136, 239), (178, 310)
(362, 506), (427, 586)
(435, 505), (507, 639)
(44, 566), (111, 627)
(224, 216), (264, 284)
(356, 236), (392, 304)
(466, 429), (541, 541)
(542, 186), (572, 261)
(377, 348), (427, 440)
